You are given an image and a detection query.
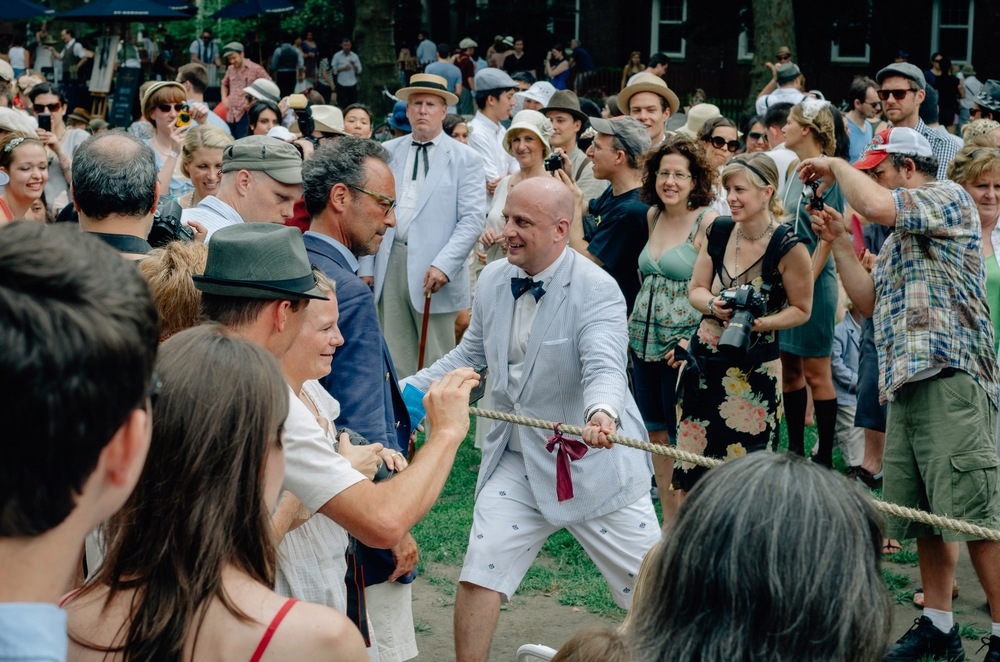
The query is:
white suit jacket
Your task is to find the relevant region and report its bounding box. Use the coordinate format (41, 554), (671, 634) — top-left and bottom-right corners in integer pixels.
(371, 132), (486, 313)
(404, 248), (653, 526)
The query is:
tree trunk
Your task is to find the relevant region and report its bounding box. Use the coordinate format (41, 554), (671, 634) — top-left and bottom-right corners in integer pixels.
(747, 0), (796, 110)
(354, 0), (398, 117)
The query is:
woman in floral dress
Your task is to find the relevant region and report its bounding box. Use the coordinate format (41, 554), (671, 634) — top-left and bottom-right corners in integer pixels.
(675, 152), (813, 491)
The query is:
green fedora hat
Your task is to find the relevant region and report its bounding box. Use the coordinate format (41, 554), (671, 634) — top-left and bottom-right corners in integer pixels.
(193, 224), (328, 300)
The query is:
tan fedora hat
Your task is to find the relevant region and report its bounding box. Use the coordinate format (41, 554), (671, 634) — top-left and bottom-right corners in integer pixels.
(618, 72), (680, 116)
(396, 73), (459, 106)
(675, 103), (722, 138)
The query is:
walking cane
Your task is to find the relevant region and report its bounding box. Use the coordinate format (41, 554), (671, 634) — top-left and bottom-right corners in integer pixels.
(410, 291), (433, 461)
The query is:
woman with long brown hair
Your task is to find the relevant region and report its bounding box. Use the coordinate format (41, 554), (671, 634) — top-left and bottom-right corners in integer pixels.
(63, 325), (367, 662)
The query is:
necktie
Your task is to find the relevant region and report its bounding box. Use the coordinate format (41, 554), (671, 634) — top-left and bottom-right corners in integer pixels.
(510, 276), (546, 302)
(411, 141), (431, 180)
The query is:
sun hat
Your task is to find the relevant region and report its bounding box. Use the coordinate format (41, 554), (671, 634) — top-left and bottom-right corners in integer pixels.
(588, 116), (651, 159)
(0, 107), (37, 134)
(140, 81), (187, 115)
(0, 60), (13, 84)
(193, 223), (327, 301)
(618, 72), (680, 116)
(474, 67), (517, 91)
(245, 78), (281, 104)
(675, 103), (722, 138)
(396, 73), (459, 107)
(853, 127), (933, 171)
(775, 62), (801, 84)
(543, 89), (589, 123)
(876, 62), (926, 90)
(502, 36), (515, 46)
(961, 63), (976, 77)
(388, 100), (411, 132)
(503, 110), (553, 158)
(311, 105), (347, 134)
(514, 81), (557, 108)
(974, 80), (1000, 113)
(222, 41), (244, 57)
(221, 135), (303, 184)
(458, 38), (478, 49)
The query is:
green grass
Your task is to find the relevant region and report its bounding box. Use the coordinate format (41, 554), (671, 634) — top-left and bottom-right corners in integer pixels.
(960, 624), (991, 641)
(411, 414), (827, 618)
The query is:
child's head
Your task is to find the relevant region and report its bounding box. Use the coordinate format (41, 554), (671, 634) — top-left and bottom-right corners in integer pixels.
(550, 624), (631, 662)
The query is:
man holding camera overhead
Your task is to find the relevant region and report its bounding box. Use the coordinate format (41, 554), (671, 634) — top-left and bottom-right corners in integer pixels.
(556, 116), (650, 315)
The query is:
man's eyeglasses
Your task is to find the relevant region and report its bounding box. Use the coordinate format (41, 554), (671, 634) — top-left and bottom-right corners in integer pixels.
(877, 89), (915, 101)
(33, 102), (61, 113)
(156, 103), (187, 113)
(708, 136), (741, 152)
(348, 184), (396, 216)
(747, 131), (767, 142)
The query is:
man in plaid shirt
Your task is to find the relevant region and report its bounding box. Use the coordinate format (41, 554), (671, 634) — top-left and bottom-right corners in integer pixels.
(220, 42), (271, 138)
(801, 127), (1000, 662)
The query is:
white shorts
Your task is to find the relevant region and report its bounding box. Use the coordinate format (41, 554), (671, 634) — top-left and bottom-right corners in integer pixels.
(366, 581), (417, 662)
(459, 451), (661, 608)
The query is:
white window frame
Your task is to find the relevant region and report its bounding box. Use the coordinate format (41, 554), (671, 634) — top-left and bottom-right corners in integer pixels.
(738, 30), (753, 62)
(830, 39), (870, 64)
(930, 0), (974, 64)
(650, 0), (687, 60)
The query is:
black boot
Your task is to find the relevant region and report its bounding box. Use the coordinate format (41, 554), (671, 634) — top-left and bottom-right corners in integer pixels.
(783, 387), (807, 456)
(883, 616), (965, 662)
(813, 398), (838, 468)
(979, 634), (1000, 662)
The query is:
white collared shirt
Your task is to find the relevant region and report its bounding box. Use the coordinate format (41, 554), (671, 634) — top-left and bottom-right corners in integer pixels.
(468, 111), (519, 199)
(395, 131), (444, 241)
(180, 195), (244, 243)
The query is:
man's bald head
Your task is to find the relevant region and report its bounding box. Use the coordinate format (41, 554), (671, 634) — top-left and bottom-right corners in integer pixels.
(502, 176), (572, 276)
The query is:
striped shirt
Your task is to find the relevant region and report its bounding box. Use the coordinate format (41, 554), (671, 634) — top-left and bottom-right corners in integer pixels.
(872, 179), (999, 406)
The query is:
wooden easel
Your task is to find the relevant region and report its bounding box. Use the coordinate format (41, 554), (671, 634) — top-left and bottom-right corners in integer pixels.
(90, 92), (108, 119)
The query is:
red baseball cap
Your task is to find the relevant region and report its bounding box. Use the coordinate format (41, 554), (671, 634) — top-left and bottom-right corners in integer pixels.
(853, 127), (933, 171)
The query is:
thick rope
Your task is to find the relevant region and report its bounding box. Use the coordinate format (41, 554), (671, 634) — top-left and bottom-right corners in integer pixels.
(470, 407), (1000, 543)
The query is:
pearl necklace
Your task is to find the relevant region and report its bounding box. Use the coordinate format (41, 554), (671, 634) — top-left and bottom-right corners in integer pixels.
(734, 219), (774, 280)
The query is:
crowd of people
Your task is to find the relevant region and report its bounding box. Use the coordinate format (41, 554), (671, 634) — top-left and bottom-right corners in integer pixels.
(4, 20), (1000, 662)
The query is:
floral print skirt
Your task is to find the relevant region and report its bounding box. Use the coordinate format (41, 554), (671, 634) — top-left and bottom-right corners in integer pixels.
(674, 319), (783, 491)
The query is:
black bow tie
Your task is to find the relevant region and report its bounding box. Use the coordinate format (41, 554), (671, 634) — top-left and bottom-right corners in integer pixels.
(411, 141), (431, 180)
(511, 276), (546, 302)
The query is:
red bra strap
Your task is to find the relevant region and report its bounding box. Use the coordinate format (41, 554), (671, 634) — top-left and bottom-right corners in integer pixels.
(249, 598), (298, 662)
(58, 589), (82, 608)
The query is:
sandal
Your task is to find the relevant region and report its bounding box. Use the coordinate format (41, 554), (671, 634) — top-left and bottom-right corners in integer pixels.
(882, 540), (903, 555)
(912, 581), (961, 607)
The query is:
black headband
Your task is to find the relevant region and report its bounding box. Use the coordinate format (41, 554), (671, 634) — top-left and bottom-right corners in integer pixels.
(736, 160), (771, 186)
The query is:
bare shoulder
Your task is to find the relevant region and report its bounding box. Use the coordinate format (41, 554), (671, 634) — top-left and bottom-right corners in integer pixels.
(262, 601), (368, 662)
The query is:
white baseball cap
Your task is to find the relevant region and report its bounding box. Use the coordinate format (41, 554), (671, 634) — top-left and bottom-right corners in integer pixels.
(853, 127), (933, 171)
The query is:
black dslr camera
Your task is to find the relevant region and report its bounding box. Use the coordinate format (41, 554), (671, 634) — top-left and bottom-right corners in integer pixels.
(544, 153), (564, 172)
(147, 196), (193, 248)
(717, 284), (768, 359)
(339, 427), (396, 483)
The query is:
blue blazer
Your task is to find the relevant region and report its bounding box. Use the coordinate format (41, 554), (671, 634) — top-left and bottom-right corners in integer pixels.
(304, 233), (411, 452)
(305, 233), (415, 587)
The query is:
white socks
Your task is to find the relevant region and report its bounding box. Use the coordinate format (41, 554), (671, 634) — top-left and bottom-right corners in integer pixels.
(924, 608), (954, 633)
(992, 622), (1000, 638)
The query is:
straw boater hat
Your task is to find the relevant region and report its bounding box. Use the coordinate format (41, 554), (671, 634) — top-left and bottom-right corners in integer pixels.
(396, 73), (459, 107)
(618, 72), (680, 116)
(676, 103), (722, 138)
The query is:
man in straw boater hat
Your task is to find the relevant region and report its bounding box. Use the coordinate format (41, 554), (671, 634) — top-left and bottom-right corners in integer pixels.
(617, 72), (680, 148)
(358, 73), (486, 378)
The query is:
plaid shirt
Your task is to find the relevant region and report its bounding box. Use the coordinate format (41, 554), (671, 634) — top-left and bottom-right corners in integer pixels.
(221, 59), (270, 123)
(872, 179), (999, 406)
(914, 118), (959, 180)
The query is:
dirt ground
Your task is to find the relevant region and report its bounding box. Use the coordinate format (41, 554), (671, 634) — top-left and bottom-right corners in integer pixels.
(408, 544), (995, 662)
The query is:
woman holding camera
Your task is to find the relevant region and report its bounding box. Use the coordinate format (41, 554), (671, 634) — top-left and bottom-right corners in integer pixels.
(479, 110), (554, 265)
(778, 99), (844, 467)
(629, 136), (717, 522)
(675, 153), (812, 490)
(141, 81), (195, 201)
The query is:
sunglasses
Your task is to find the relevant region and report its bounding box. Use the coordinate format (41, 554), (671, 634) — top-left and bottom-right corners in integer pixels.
(776, 54), (791, 61)
(877, 89), (915, 101)
(865, 99), (883, 108)
(708, 136), (741, 152)
(33, 102), (61, 113)
(348, 184), (396, 216)
(748, 131), (767, 142)
(156, 103), (187, 113)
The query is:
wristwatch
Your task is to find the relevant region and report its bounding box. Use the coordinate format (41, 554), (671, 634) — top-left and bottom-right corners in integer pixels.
(585, 406), (621, 428)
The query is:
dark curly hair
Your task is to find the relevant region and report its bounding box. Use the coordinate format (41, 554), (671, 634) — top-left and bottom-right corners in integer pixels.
(639, 134), (717, 210)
